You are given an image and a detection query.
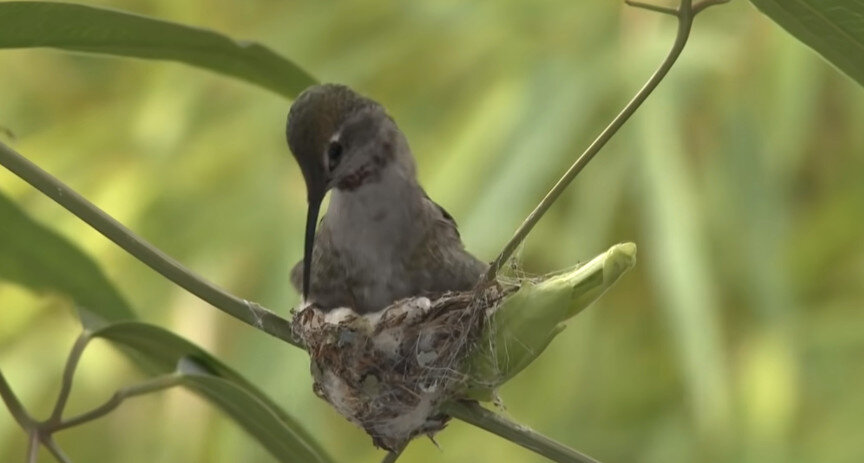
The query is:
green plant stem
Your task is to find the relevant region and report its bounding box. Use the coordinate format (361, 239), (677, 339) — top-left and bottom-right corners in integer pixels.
(693, 0), (730, 14)
(380, 442), (407, 463)
(1, 368), (75, 463)
(0, 141), (299, 348)
(0, 369), (32, 429)
(443, 401), (600, 463)
(625, 0), (677, 15)
(40, 436), (71, 463)
(2, 339), (189, 462)
(26, 431), (39, 463)
(52, 374), (183, 431)
(48, 332), (91, 423)
(483, 0), (722, 283)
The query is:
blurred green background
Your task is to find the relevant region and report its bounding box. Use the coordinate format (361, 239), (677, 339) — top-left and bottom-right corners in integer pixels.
(1, 0), (863, 462)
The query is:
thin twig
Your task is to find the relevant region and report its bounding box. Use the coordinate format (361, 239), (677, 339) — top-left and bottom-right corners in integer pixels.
(52, 374), (183, 432)
(2, 347), (185, 462)
(455, 2), (729, 462)
(0, 369), (32, 429)
(443, 401), (600, 463)
(48, 332), (91, 423)
(40, 436), (72, 463)
(26, 431), (39, 463)
(0, 141), (299, 348)
(693, 0), (730, 14)
(481, 0), (718, 283)
(625, 0), (678, 15)
(380, 442), (408, 463)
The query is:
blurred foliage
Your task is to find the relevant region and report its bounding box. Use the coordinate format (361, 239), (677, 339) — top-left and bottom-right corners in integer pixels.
(0, 1), (862, 463)
(750, 0), (864, 86)
(0, 1), (316, 97)
(0, 192), (134, 326)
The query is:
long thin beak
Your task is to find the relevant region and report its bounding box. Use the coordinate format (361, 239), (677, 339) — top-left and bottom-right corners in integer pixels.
(302, 195), (323, 301)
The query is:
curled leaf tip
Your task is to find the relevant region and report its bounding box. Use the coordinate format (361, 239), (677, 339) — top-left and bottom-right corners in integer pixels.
(463, 242), (638, 397)
(604, 242), (637, 278)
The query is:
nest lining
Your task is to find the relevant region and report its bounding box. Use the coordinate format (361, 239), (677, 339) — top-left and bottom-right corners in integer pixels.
(291, 284), (513, 450)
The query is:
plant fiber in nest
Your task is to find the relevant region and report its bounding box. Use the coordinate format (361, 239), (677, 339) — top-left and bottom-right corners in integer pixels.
(291, 284), (514, 451)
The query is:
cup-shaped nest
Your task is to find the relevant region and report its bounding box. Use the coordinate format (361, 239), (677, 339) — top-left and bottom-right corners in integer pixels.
(292, 243), (638, 451)
(291, 285), (512, 451)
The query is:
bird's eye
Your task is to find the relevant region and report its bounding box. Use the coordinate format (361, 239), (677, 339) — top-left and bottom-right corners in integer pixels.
(327, 141), (343, 171)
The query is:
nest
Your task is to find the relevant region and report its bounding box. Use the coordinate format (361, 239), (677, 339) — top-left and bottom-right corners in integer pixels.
(291, 285), (513, 450)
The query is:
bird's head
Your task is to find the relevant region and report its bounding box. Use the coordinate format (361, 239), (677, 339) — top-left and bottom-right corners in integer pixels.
(286, 84), (400, 300)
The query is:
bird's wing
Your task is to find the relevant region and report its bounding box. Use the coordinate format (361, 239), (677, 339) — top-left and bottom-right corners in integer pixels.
(414, 187), (488, 293)
(289, 259), (303, 292)
(420, 187), (460, 238)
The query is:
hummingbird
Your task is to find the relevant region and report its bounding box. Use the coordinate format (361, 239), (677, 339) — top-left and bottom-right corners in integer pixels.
(286, 84), (487, 314)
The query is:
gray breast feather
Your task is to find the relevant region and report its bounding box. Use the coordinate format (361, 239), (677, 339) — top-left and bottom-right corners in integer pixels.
(292, 191), (487, 313)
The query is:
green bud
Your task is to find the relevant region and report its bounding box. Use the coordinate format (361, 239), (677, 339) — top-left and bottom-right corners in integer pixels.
(463, 242), (637, 400)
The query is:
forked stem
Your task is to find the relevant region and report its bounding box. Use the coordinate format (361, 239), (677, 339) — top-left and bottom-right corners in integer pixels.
(694, 0), (731, 14)
(40, 437), (71, 463)
(52, 374), (183, 431)
(625, 0), (678, 15)
(482, 0), (724, 283)
(48, 332), (91, 424)
(1, 333), (184, 462)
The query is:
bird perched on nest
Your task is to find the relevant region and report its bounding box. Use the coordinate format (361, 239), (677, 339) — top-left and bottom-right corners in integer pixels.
(286, 84), (488, 314)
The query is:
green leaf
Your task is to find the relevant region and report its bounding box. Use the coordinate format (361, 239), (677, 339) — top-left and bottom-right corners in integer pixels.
(94, 322), (332, 463)
(750, 0), (864, 87)
(0, 191), (325, 461)
(465, 243), (637, 400)
(0, 1), (317, 98)
(0, 190), (135, 328)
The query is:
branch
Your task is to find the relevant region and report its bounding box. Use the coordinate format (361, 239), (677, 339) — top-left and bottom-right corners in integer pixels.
(625, 0), (677, 15)
(380, 442), (407, 463)
(2, 334), (186, 462)
(48, 333), (91, 423)
(26, 431), (39, 463)
(482, 0), (723, 283)
(51, 374), (183, 432)
(40, 436), (71, 463)
(0, 141), (299, 348)
(693, 0), (730, 14)
(443, 401), (600, 463)
(454, 2), (730, 461)
(0, 368), (33, 430)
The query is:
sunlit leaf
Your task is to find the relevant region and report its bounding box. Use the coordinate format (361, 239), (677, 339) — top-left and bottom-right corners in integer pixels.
(0, 190), (134, 328)
(0, 1), (317, 98)
(750, 0), (864, 87)
(94, 322), (332, 463)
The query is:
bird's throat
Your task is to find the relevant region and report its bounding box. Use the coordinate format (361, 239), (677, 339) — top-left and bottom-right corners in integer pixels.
(336, 164), (379, 191)
(327, 163), (422, 251)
